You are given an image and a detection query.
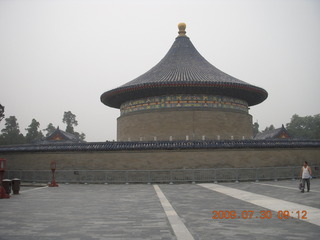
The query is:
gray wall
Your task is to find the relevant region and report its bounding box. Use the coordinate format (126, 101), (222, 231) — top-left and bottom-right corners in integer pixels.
(3, 148), (320, 171)
(118, 109), (253, 141)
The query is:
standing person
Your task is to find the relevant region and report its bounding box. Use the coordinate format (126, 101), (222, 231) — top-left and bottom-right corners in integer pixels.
(300, 161), (312, 193)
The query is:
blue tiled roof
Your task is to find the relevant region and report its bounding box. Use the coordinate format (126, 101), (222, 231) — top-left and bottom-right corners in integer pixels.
(101, 32), (268, 108)
(0, 140), (319, 153)
(254, 125), (291, 140)
(35, 127), (84, 144)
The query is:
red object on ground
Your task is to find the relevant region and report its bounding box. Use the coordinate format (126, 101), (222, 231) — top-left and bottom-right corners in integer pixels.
(48, 160), (59, 187)
(0, 186), (10, 198)
(0, 158), (10, 198)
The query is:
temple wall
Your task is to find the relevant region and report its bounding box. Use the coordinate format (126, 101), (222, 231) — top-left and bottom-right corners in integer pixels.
(3, 148), (320, 171)
(117, 110), (253, 141)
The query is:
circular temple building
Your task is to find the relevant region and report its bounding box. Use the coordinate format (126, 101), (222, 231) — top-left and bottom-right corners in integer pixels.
(101, 23), (268, 141)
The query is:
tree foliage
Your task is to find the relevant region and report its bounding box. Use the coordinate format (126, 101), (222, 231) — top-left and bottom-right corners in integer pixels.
(63, 111), (78, 134)
(286, 114), (320, 139)
(62, 111), (85, 140)
(263, 124), (275, 133)
(252, 123), (275, 135)
(74, 132), (86, 141)
(0, 116), (25, 145)
(253, 114), (320, 139)
(0, 104), (4, 122)
(25, 119), (44, 143)
(43, 123), (56, 137)
(0, 110), (86, 145)
(253, 122), (260, 136)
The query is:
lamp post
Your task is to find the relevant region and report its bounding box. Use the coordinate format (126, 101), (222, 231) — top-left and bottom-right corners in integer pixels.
(0, 158), (10, 198)
(48, 160), (59, 187)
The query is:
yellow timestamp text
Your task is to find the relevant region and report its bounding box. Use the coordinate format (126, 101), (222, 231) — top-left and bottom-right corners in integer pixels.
(212, 210), (308, 220)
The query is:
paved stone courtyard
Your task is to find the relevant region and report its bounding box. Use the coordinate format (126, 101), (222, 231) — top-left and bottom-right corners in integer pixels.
(0, 179), (319, 240)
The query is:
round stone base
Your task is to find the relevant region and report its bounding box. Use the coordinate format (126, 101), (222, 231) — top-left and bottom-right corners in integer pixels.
(117, 109), (253, 141)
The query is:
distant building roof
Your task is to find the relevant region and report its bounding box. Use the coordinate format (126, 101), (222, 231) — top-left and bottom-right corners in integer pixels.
(101, 23), (268, 109)
(37, 127), (84, 144)
(254, 125), (291, 140)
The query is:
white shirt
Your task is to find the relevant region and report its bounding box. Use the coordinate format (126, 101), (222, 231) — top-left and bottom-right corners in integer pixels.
(302, 166), (311, 179)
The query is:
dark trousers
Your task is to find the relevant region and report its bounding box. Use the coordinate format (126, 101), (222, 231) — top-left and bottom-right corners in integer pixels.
(302, 178), (310, 192)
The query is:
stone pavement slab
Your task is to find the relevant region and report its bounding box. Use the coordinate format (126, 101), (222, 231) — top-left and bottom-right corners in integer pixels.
(221, 179), (320, 209)
(200, 182), (320, 227)
(0, 179), (319, 240)
(0, 184), (175, 240)
(158, 180), (320, 240)
(154, 185), (193, 240)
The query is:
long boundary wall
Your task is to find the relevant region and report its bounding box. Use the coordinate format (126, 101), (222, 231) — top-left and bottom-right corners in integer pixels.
(2, 147), (320, 171)
(5, 166), (320, 184)
(1, 140), (320, 183)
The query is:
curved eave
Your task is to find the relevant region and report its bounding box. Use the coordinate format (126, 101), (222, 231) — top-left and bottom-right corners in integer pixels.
(101, 82), (268, 108)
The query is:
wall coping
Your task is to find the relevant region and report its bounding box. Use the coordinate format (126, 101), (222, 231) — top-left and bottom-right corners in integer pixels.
(0, 139), (319, 153)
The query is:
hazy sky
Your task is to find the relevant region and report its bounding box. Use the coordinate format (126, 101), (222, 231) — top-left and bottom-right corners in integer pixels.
(0, 0), (319, 142)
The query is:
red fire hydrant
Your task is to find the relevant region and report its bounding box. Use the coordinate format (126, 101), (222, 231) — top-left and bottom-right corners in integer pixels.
(0, 158), (10, 198)
(48, 160), (59, 187)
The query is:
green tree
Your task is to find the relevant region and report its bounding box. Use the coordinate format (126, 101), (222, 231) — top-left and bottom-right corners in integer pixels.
(0, 104), (4, 122)
(25, 119), (44, 143)
(0, 116), (25, 145)
(286, 114), (320, 139)
(263, 124), (275, 132)
(43, 123), (56, 137)
(74, 132), (86, 141)
(253, 121), (260, 136)
(63, 111), (78, 134)
(62, 111), (85, 141)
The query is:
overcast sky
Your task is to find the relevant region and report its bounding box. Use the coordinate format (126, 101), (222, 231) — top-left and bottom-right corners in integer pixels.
(0, 0), (319, 142)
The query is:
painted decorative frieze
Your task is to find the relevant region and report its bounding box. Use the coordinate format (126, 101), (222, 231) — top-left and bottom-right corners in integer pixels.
(120, 94), (248, 115)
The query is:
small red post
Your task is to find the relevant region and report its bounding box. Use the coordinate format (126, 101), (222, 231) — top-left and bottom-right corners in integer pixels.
(48, 160), (59, 187)
(0, 158), (10, 198)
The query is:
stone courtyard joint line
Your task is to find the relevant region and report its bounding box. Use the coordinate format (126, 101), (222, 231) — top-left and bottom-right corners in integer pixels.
(199, 183), (320, 226)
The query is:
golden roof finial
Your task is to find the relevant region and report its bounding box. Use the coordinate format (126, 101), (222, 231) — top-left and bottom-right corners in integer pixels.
(178, 22), (186, 36)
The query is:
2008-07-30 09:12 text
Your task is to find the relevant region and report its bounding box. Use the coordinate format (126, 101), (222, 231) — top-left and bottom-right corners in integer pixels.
(212, 210), (308, 220)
